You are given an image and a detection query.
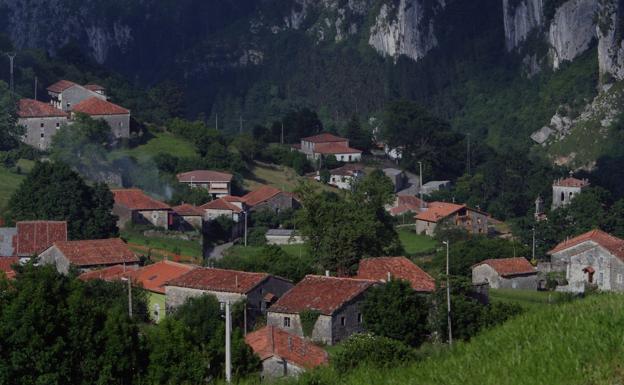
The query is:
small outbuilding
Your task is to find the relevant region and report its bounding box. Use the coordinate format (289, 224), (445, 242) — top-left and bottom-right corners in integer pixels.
(471, 257), (537, 290)
(266, 229), (303, 245)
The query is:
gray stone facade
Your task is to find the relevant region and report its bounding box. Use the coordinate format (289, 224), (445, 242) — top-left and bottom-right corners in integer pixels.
(19, 116), (68, 150)
(250, 193), (300, 214)
(416, 208), (488, 237)
(472, 264), (538, 290)
(89, 114), (130, 139)
(49, 84), (105, 112)
(552, 185), (584, 210)
(261, 357), (305, 379)
(113, 204), (171, 230)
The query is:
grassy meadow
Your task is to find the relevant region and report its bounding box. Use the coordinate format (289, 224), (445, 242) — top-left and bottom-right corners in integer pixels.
(397, 228), (437, 255)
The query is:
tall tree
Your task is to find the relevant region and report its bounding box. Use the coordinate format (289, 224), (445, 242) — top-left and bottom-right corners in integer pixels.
(0, 80), (22, 151)
(343, 115), (373, 152)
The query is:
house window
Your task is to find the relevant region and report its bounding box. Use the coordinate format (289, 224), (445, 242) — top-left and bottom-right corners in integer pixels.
(40, 122), (44, 128)
(357, 313), (363, 324)
(618, 274), (623, 284)
(560, 192), (565, 202)
(153, 303), (161, 322)
(66, 102), (71, 108)
(283, 317), (291, 327)
(340, 316), (346, 326)
(40, 133), (44, 138)
(348, 155), (352, 161)
(599, 272), (604, 285)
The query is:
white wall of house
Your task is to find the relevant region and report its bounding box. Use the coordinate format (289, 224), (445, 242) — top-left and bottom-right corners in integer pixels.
(19, 116), (68, 150)
(551, 243), (624, 292)
(334, 153), (361, 162)
(416, 220), (436, 236)
(50, 85), (105, 111)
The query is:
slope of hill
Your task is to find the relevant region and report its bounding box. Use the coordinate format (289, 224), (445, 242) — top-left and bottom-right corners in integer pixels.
(286, 294), (624, 385)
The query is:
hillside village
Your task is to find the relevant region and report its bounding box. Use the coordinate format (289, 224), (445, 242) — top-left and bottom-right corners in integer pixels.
(3, 72), (624, 383)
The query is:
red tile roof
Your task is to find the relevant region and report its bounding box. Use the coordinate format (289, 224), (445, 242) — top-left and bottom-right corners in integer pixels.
(199, 198), (243, 213)
(112, 189), (170, 211)
(15, 221), (68, 257)
(415, 202), (465, 223)
(126, 260), (196, 294)
(0, 257), (19, 280)
(47, 80), (78, 93)
(84, 84), (105, 92)
(222, 195), (244, 203)
(166, 267), (271, 294)
(246, 326), (328, 369)
(241, 185), (283, 207)
(177, 170), (233, 183)
(398, 195), (427, 208)
(548, 229), (624, 260)
(314, 143), (362, 155)
(356, 257), (435, 292)
(553, 177), (589, 188)
(78, 264), (133, 282)
(329, 163), (365, 176)
(270, 275), (375, 316)
(473, 257), (536, 277)
(72, 97), (129, 116)
(173, 204), (204, 217)
(302, 133), (348, 143)
(53, 238), (139, 267)
(17, 99), (68, 118)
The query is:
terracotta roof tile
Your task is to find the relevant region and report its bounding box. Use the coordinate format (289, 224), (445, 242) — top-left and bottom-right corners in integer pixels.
(0, 257), (19, 280)
(112, 189), (170, 211)
(415, 202), (465, 223)
(548, 229), (624, 260)
(199, 198), (243, 213)
(53, 238), (138, 267)
(72, 97), (129, 115)
(177, 170), (233, 183)
(126, 260), (196, 294)
(553, 177), (590, 188)
(15, 221), (68, 257)
(241, 185), (282, 207)
(314, 143), (362, 155)
(166, 267), (271, 294)
(301, 133), (347, 143)
(473, 257), (536, 277)
(329, 163), (365, 176)
(47, 80), (78, 93)
(246, 326), (328, 369)
(270, 275), (375, 316)
(17, 99), (68, 118)
(356, 257), (435, 292)
(173, 204), (204, 216)
(78, 264), (134, 282)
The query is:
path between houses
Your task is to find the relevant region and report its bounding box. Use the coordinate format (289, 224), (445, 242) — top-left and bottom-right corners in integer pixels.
(205, 242), (234, 261)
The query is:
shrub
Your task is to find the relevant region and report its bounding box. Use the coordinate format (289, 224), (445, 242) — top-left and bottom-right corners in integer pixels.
(299, 309), (320, 337)
(247, 226), (268, 246)
(332, 334), (416, 372)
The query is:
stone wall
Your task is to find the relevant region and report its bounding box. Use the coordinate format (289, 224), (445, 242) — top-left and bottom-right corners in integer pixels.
(472, 264), (537, 290)
(58, 86), (105, 111)
(165, 286), (246, 312)
(251, 193), (300, 213)
(552, 243), (624, 292)
(261, 356), (305, 379)
(551, 185), (583, 209)
(136, 210), (170, 229)
(38, 246), (71, 274)
(19, 116), (68, 150)
(90, 114), (130, 138)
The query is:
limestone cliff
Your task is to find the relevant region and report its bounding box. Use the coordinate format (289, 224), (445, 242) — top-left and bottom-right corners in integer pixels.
(597, 0), (624, 81)
(547, 0), (598, 69)
(502, 0), (544, 51)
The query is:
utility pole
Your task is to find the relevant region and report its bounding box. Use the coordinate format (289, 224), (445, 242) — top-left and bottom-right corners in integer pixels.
(443, 240), (452, 346)
(215, 113), (219, 131)
(466, 133), (471, 175)
(418, 161), (424, 209)
(532, 226), (536, 262)
(225, 301), (232, 383)
(280, 121), (284, 145)
(239, 115), (244, 135)
(34, 76), (38, 100)
(7, 52), (16, 94)
(122, 277), (133, 318)
(244, 211), (248, 247)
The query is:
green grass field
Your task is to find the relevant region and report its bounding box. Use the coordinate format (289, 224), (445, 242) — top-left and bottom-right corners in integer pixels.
(0, 166), (26, 212)
(109, 131), (197, 162)
(397, 228), (437, 255)
(121, 230), (203, 263)
(224, 243), (307, 259)
(489, 288), (572, 310)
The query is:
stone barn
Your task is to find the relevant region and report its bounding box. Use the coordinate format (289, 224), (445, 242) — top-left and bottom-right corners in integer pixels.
(112, 189), (172, 230)
(266, 275), (376, 345)
(241, 185), (300, 213)
(356, 256), (435, 293)
(471, 257), (537, 290)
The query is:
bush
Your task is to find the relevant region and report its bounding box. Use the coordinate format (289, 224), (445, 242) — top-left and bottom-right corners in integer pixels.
(247, 226), (268, 246)
(332, 334), (416, 372)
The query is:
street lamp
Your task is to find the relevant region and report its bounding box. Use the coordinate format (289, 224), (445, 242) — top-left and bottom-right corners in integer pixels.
(120, 277), (133, 318)
(442, 240), (452, 345)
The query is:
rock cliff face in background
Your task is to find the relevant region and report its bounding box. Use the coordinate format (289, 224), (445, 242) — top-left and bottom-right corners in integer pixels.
(598, 0), (624, 81)
(548, 0), (598, 69)
(368, 0), (446, 62)
(502, 0), (544, 51)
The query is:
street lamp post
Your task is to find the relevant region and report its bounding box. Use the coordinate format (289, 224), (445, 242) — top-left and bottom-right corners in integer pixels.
(442, 240), (452, 345)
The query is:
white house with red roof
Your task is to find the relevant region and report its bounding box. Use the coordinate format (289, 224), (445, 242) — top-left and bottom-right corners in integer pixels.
(317, 163), (365, 190)
(415, 201), (488, 237)
(176, 170), (233, 198)
(17, 99), (69, 150)
(548, 229), (624, 292)
(112, 189), (172, 230)
(471, 257), (537, 290)
(297, 133), (362, 162)
(551, 173), (590, 210)
(356, 256), (435, 292)
(267, 275), (377, 345)
(72, 97), (130, 139)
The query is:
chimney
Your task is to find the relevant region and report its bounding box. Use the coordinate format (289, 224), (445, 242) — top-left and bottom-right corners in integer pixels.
(325, 270), (330, 277)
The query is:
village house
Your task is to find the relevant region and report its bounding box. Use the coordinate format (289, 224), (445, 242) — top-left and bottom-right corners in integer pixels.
(471, 257), (537, 290)
(382, 168), (408, 192)
(548, 229), (624, 293)
(356, 256), (436, 293)
(551, 174), (590, 210)
(176, 170), (233, 198)
(165, 267), (294, 326)
(318, 164), (365, 190)
(172, 204), (204, 231)
(0, 257), (19, 279)
(387, 195), (427, 217)
(267, 275), (376, 345)
(0, 220), (68, 258)
(296, 133), (362, 163)
(112, 189), (172, 230)
(71, 97), (131, 139)
(241, 185), (300, 213)
(200, 196), (245, 222)
(78, 264), (135, 283)
(265, 229), (304, 245)
(47, 80), (107, 112)
(39, 238), (139, 274)
(420, 180), (452, 195)
(245, 325), (328, 379)
(17, 99), (69, 150)
(415, 202), (488, 237)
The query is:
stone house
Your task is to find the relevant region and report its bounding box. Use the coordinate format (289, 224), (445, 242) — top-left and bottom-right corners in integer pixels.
(318, 164), (365, 190)
(71, 97), (130, 139)
(415, 202), (488, 237)
(47, 80), (106, 112)
(471, 257), (537, 290)
(548, 229), (624, 292)
(39, 238), (139, 274)
(266, 275), (376, 345)
(551, 174), (590, 210)
(165, 267), (294, 327)
(382, 168), (407, 192)
(241, 185), (300, 213)
(356, 256), (435, 293)
(200, 197), (245, 222)
(245, 325), (328, 379)
(17, 99), (69, 150)
(0, 220), (68, 258)
(176, 170), (233, 198)
(112, 189), (172, 230)
(172, 204), (204, 231)
(297, 133), (362, 162)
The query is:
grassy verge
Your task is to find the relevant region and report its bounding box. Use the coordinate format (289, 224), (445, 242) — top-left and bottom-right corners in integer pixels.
(109, 131), (197, 162)
(397, 228), (437, 255)
(489, 288), (572, 311)
(121, 230), (203, 264)
(0, 165), (26, 212)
